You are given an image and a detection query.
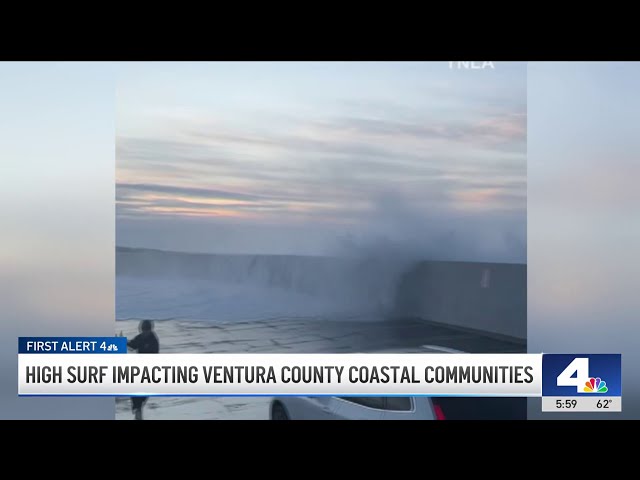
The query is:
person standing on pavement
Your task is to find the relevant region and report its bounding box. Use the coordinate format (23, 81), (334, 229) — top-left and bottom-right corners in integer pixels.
(126, 319), (159, 420)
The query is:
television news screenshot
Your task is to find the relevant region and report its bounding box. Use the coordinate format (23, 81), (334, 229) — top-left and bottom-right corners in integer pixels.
(1, 60), (637, 430)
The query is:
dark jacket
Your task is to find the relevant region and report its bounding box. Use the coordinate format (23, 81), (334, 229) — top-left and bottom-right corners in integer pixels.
(127, 331), (159, 354)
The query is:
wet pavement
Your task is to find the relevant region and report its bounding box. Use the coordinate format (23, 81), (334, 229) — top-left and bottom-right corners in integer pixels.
(116, 316), (525, 354)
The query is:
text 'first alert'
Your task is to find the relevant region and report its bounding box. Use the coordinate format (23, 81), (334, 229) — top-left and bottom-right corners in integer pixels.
(25, 341), (99, 353)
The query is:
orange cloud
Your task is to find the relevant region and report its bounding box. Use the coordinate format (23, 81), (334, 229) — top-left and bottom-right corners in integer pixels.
(143, 206), (250, 218)
(174, 196), (254, 207)
(454, 188), (503, 204)
(473, 113), (526, 143)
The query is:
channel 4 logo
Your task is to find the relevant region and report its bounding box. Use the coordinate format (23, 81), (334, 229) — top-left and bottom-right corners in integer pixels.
(542, 354), (622, 397)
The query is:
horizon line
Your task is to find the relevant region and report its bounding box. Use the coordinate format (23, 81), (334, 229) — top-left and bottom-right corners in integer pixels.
(115, 245), (527, 266)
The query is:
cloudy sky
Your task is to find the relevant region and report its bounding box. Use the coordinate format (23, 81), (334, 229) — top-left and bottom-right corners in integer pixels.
(117, 62), (526, 262)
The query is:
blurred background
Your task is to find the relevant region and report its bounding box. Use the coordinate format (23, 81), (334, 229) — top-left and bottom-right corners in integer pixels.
(0, 62), (115, 418)
(528, 62), (640, 419)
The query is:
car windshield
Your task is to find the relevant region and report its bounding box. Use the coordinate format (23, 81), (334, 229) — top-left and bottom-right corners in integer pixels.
(385, 397), (412, 411)
(338, 396), (413, 411)
(338, 397), (386, 409)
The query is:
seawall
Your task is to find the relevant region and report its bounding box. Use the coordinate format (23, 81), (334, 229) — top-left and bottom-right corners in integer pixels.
(117, 247), (526, 339)
(393, 261), (526, 340)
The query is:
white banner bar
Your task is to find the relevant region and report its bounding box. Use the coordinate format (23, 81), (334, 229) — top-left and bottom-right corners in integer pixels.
(18, 353), (542, 396)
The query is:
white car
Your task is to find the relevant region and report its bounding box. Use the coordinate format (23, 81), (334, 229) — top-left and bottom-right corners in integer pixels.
(270, 395), (444, 420)
(269, 345), (452, 420)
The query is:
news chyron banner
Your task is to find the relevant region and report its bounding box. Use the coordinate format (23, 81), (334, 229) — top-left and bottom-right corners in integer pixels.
(17, 338), (622, 412)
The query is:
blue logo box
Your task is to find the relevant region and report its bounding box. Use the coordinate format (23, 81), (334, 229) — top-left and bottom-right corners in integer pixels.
(542, 354), (621, 397)
(18, 337), (127, 354)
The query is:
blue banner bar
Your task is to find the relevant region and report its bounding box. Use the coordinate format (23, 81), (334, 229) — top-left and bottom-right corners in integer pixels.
(18, 337), (127, 354)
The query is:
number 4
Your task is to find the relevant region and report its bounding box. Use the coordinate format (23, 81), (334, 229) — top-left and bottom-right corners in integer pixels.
(557, 358), (589, 393)
(100, 341), (107, 351)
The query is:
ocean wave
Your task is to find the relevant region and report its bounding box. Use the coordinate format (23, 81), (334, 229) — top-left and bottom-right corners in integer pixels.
(116, 247), (406, 322)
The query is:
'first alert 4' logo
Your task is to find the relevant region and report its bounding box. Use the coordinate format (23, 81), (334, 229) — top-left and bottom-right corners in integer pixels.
(557, 358), (608, 393)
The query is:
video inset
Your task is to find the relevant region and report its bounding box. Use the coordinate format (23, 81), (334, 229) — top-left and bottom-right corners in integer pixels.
(115, 62), (527, 420)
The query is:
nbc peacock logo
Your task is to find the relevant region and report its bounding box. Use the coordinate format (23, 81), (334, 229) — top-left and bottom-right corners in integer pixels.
(584, 377), (608, 393)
